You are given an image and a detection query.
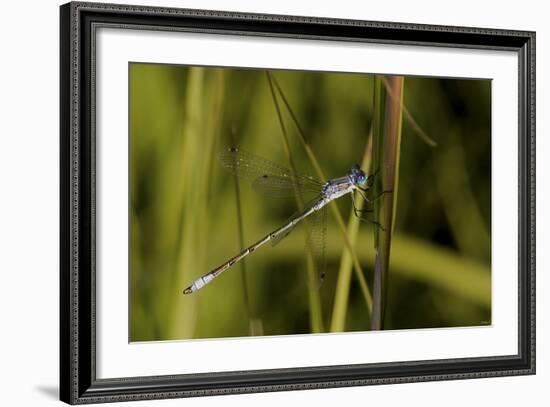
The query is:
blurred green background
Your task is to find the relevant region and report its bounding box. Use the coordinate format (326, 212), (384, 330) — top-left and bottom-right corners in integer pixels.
(129, 63), (491, 341)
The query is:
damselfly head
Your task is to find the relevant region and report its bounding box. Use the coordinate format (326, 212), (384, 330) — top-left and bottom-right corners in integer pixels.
(351, 164), (367, 186)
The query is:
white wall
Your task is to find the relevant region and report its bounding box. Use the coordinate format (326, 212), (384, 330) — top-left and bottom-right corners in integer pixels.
(0, 0), (546, 406)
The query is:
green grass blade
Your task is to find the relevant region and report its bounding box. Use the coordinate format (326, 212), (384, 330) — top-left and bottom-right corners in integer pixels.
(330, 133), (373, 332)
(371, 75), (404, 330)
(434, 129), (491, 262)
(266, 72), (324, 333)
(169, 67), (206, 339)
(381, 77), (437, 148)
(269, 72), (373, 320)
(258, 228), (491, 309)
(229, 124), (260, 335)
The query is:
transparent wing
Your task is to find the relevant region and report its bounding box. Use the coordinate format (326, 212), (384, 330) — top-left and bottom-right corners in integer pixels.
(306, 206), (327, 288)
(269, 200), (327, 287)
(271, 221), (296, 247)
(251, 174), (316, 198)
(270, 197), (320, 247)
(219, 147), (324, 197)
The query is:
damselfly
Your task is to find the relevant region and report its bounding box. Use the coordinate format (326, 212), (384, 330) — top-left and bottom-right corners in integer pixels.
(183, 147), (379, 294)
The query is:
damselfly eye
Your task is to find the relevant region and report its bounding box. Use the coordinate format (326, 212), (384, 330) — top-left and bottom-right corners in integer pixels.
(354, 174), (366, 185)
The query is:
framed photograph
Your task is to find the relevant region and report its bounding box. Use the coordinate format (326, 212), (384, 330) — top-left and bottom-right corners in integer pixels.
(60, 1), (535, 404)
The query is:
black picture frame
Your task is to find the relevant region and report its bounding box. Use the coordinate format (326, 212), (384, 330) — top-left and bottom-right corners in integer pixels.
(60, 1), (536, 404)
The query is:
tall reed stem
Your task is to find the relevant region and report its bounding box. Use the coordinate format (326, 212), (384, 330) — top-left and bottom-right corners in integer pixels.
(371, 75), (404, 330)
